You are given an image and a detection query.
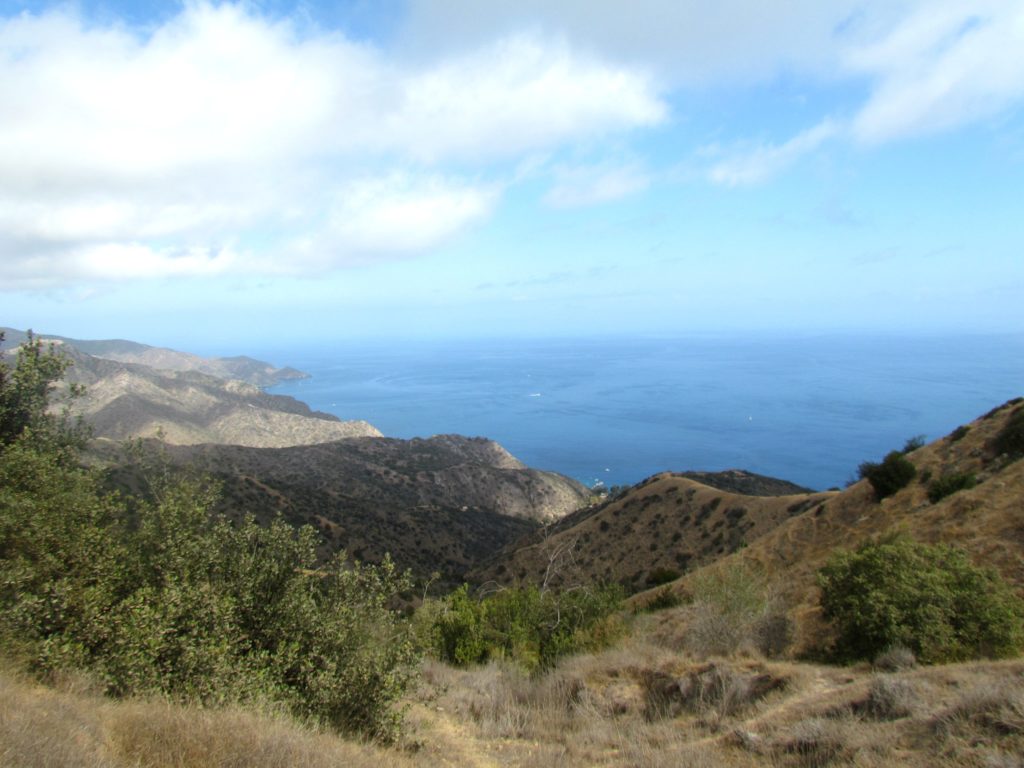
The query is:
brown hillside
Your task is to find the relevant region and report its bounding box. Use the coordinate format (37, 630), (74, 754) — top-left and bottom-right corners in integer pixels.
(470, 470), (835, 592)
(98, 434), (589, 583)
(644, 397), (1024, 654)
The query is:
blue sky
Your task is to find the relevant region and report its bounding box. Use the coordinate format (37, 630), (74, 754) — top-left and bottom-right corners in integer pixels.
(1, 0), (1022, 351)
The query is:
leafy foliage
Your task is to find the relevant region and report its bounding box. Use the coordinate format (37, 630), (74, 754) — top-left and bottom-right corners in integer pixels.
(646, 567), (681, 587)
(634, 586), (682, 614)
(426, 583), (623, 671)
(949, 425), (970, 442)
(927, 472), (977, 503)
(0, 340), (418, 741)
(858, 450), (917, 500)
(818, 535), (1024, 664)
(993, 406), (1024, 458)
(902, 435), (926, 453)
(0, 332), (88, 458)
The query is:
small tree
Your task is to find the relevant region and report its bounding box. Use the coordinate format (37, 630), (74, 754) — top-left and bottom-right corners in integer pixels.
(818, 535), (1024, 663)
(0, 331), (88, 456)
(858, 450), (916, 500)
(0, 337), (419, 741)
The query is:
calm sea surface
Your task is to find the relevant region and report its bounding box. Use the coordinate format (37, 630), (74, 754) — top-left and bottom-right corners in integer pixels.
(264, 335), (1024, 492)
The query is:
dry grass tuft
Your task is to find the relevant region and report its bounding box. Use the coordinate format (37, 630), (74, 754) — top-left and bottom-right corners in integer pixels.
(934, 682), (1024, 738)
(781, 717), (849, 767)
(643, 661), (788, 723)
(872, 644), (917, 672)
(0, 672), (112, 768)
(855, 675), (919, 721)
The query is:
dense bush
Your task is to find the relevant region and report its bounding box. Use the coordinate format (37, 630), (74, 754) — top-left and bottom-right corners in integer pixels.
(949, 425), (970, 442)
(858, 450), (917, 500)
(927, 472), (977, 503)
(902, 435), (926, 453)
(818, 535), (1024, 664)
(993, 406), (1024, 458)
(646, 567), (681, 587)
(426, 582), (623, 671)
(0, 337), (418, 741)
(634, 586), (682, 613)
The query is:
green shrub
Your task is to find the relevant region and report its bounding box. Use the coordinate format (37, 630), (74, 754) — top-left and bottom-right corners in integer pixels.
(993, 406), (1024, 458)
(927, 472), (977, 503)
(902, 435), (926, 453)
(0, 342), (419, 741)
(858, 450), (917, 500)
(949, 425), (970, 442)
(429, 585), (488, 667)
(818, 535), (1024, 664)
(634, 586), (682, 614)
(646, 567), (681, 587)
(427, 583), (623, 671)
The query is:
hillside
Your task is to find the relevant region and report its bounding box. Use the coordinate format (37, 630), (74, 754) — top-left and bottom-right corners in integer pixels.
(594, 397), (1023, 657)
(1, 327), (307, 387)
(98, 434), (590, 582)
(475, 400), (1024, 619)
(2, 331), (589, 582)
(470, 470), (833, 592)
(4, 333), (1024, 768)
(25, 343), (382, 448)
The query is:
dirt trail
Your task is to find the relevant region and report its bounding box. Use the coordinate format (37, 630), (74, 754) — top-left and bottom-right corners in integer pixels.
(409, 704), (503, 768)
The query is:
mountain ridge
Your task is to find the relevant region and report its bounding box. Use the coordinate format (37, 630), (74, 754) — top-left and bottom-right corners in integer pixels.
(1, 327), (307, 387)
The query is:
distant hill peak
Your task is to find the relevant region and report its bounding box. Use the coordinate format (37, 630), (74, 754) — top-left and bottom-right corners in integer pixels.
(1, 327), (307, 388)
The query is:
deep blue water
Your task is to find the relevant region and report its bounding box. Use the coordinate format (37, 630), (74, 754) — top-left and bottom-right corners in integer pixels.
(263, 334), (1024, 492)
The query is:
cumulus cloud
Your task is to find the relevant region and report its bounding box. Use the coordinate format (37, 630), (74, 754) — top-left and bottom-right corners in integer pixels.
(0, 3), (665, 288)
(285, 173), (499, 266)
(388, 35), (665, 162)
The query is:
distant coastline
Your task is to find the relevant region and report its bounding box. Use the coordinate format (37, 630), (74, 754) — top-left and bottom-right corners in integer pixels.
(268, 333), (1024, 491)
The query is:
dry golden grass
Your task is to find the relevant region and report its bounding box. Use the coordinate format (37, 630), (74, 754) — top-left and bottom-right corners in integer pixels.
(626, 399), (1024, 655)
(407, 639), (1024, 768)
(0, 667), (414, 768)
(5, 650), (1024, 767)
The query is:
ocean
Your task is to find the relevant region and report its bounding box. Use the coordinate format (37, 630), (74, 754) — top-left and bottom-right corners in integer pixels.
(264, 334), (1024, 492)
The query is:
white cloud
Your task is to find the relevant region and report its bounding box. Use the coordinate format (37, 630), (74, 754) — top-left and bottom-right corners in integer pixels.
(706, 120), (840, 186)
(405, 1), (1024, 185)
(845, 0), (1024, 143)
(386, 35), (665, 162)
(543, 162), (651, 207)
(323, 173), (499, 256)
(700, 1), (1024, 184)
(0, 3), (665, 288)
(399, 0), (871, 85)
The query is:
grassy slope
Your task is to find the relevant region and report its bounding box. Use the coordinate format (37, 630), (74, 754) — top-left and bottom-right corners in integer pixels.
(471, 473), (835, 592)
(6, 649), (1023, 768)
(667, 397), (1024, 653)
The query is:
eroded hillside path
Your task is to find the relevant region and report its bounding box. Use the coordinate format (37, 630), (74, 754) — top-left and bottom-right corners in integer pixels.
(690, 667), (860, 749)
(407, 703), (503, 768)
